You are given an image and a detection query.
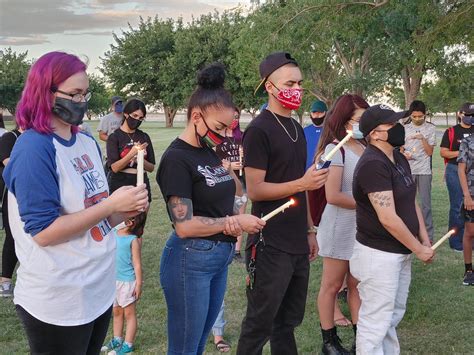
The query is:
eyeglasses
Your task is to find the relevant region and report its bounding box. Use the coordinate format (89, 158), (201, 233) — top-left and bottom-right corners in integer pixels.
(394, 163), (414, 188)
(54, 89), (92, 103)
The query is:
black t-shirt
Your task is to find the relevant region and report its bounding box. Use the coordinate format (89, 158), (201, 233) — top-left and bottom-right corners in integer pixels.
(440, 124), (474, 164)
(106, 128), (155, 169)
(353, 145), (419, 254)
(0, 130), (21, 194)
(157, 138), (236, 243)
(243, 110), (308, 254)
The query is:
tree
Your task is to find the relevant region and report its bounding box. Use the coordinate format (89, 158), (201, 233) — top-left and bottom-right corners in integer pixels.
(101, 17), (177, 125)
(87, 74), (112, 118)
(0, 48), (30, 115)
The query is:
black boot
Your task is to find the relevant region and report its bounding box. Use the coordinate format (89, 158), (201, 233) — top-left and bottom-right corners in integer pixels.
(350, 324), (357, 355)
(321, 326), (351, 355)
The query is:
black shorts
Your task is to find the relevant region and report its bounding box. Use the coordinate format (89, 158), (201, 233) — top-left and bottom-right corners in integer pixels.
(461, 204), (474, 223)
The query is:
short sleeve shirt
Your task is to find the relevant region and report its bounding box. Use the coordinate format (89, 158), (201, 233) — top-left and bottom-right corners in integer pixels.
(157, 138), (236, 243)
(457, 135), (474, 198)
(403, 122), (436, 175)
(243, 110), (308, 254)
(353, 145), (419, 254)
(106, 129), (155, 169)
(440, 124), (474, 164)
(97, 112), (122, 136)
(303, 124), (323, 170)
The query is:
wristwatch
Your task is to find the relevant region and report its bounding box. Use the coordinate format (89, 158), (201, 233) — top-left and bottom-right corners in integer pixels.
(307, 226), (317, 234)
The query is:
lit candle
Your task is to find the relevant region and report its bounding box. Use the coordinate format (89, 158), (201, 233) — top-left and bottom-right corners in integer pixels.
(136, 148), (144, 186)
(239, 146), (244, 177)
(431, 229), (455, 250)
(316, 130), (353, 169)
(261, 199), (295, 222)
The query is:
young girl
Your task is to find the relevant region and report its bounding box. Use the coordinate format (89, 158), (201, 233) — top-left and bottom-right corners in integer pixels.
(102, 212), (146, 354)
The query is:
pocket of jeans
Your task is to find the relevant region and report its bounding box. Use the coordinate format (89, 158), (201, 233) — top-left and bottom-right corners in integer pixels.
(186, 239), (216, 252)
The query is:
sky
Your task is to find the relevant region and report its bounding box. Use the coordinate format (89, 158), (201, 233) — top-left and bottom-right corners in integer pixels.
(0, 0), (251, 73)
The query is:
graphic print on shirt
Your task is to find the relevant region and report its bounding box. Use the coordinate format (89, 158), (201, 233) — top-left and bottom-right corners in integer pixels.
(120, 141), (147, 167)
(197, 164), (233, 187)
(218, 141), (241, 162)
(71, 154), (112, 241)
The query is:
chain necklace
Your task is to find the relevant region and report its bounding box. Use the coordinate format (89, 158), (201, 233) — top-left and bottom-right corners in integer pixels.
(268, 110), (298, 143)
(125, 130), (136, 144)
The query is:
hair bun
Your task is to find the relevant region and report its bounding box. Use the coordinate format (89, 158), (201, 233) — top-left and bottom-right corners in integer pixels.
(197, 63), (226, 90)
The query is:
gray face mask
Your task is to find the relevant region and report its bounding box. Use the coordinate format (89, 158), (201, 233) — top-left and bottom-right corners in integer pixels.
(52, 97), (87, 126)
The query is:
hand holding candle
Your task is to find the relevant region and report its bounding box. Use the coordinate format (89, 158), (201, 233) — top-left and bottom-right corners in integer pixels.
(431, 229), (455, 250)
(316, 130), (353, 169)
(261, 199), (295, 222)
(136, 148), (145, 186)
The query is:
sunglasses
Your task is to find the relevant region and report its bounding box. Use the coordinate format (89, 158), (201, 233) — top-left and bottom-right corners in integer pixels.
(394, 163), (414, 188)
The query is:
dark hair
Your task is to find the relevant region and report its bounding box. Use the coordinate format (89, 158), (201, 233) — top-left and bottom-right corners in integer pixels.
(122, 98), (146, 124)
(128, 212), (148, 238)
(0, 113), (4, 129)
(409, 100), (426, 114)
(315, 94), (369, 162)
(187, 63), (234, 121)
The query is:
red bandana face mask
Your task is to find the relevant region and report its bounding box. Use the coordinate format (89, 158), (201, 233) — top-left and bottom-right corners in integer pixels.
(270, 82), (303, 110)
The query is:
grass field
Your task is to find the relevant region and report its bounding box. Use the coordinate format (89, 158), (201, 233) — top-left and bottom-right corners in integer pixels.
(1, 120), (473, 354)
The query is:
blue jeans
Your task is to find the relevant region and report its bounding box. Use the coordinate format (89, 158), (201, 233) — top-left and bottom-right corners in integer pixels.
(212, 301), (226, 337)
(160, 233), (234, 355)
(445, 163), (464, 250)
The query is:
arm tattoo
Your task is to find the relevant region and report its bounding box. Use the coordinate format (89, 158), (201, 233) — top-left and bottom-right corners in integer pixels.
(233, 195), (246, 215)
(369, 191), (393, 208)
(168, 196), (193, 224)
(196, 216), (226, 226)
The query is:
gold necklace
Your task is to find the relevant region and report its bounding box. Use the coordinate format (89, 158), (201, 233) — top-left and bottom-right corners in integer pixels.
(268, 110), (298, 143)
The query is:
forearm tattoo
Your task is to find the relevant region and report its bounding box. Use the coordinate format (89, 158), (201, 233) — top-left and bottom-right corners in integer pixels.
(168, 196), (193, 224)
(233, 195), (246, 215)
(196, 216), (226, 226)
(368, 191), (393, 208)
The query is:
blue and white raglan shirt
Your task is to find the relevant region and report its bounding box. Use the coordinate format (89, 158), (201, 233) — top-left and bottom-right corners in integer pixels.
(3, 130), (115, 326)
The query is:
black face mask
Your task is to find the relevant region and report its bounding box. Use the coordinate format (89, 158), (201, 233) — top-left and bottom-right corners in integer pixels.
(311, 116), (325, 126)
(52, 97), (87, 126)
(378, 123), (405, 148)
(126, 116), (142, 130)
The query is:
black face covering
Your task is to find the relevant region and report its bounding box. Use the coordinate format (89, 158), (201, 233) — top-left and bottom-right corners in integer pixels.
(311, 116), (325, 126)
(382, 123), (405, 148)
(126, 116), (142, 130)
(52, 97), (87, 126)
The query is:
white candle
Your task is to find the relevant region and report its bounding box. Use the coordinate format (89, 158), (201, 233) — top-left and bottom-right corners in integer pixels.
(136, 148), (145, 186)
(239, 146), (244, 177)
(261, 199), (295, 222)
(431, 229), (455, 250)
(323, 130), (353, 161)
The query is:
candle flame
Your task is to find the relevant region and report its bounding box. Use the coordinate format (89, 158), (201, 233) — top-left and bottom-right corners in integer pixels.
(290, 198), (295, 205)
(346, 130), (353, 135)
(449, 229), (456, 234)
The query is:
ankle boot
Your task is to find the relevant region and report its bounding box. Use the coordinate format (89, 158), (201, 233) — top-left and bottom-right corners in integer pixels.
(350, 324), (357, 355)
(321, 326), (351, 355)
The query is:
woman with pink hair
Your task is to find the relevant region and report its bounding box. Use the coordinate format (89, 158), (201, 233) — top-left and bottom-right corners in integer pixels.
(3, 51), (148, 354)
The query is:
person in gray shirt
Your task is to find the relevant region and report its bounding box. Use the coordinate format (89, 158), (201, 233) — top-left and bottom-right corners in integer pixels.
(98, 96), (123, 142)
(402, 100), (436, 242)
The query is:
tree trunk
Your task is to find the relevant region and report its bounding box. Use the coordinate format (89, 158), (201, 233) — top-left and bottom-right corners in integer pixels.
(164, 106), (177, 128)
(401, 64), (424, 109)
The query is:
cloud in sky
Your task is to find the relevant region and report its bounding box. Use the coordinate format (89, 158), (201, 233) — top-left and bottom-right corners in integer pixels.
(0, 0), (249, 45)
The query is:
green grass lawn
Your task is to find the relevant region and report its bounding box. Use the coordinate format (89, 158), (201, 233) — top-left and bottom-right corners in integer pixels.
(1, 120), (472, 354)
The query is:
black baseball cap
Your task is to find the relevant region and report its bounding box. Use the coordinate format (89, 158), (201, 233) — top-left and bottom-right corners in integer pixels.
(254, 52), (298, 96)
(360, 104), (408, 137)
(459, 102), (474, 115)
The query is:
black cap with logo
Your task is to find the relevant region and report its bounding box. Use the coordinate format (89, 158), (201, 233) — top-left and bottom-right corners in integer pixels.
(360, 104), (408, 137)
(254, 52), (298, 96)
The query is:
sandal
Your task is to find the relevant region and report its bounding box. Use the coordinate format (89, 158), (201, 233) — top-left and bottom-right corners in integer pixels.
(215, 340), (231, 353)
(334, 317), (352, 327)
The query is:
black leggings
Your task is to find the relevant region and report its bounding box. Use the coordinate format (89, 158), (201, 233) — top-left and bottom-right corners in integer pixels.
(16, 305), (112, 355)
(2, 193), (17, 279)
